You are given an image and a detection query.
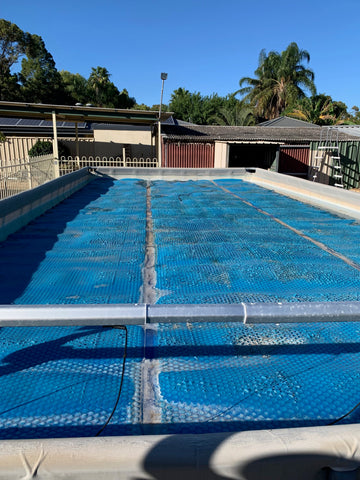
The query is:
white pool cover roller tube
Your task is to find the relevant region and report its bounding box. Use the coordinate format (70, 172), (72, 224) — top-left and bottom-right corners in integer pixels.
(1, 302), (360, 327)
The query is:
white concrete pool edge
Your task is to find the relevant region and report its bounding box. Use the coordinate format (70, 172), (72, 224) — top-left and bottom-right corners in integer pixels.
(0, 168), (93, 243)
(243, 168), (360, 221)
(0, 424), (359, 479)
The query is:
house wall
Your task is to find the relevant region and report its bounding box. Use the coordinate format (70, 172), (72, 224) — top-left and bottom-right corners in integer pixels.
(93, 125), (155, 159)
(214, 142), (229, 168)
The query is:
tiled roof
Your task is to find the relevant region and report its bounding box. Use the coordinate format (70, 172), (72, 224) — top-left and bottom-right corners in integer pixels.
(162, 124), (360, 143)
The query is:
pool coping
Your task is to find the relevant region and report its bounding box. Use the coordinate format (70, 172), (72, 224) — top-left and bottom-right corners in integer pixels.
(1, 167), (360, 477)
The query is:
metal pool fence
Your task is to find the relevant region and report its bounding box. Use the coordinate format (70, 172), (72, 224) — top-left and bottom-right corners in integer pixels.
(59, 156), (159, 175)
(0, 154), (57, 200)
(0, 155), (159, 199)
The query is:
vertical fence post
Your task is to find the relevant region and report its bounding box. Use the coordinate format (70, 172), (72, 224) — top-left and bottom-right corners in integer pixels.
(52, 111), (60, 178)
(75, 122), (80, 168)
(122, 146), (126, 167)
(27, 156), (32, 190)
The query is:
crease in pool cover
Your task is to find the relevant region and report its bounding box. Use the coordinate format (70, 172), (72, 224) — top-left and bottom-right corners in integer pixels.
(140, 181), (162, 428)
(212, 180), (360, 273)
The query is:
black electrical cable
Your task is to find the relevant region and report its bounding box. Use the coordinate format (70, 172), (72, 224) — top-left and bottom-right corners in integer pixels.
(95, 325), (128, 437)
(327, 399), (360, 426)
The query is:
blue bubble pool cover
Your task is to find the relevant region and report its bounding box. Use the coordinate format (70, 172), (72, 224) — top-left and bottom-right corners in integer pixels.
(0, 177), (360, 439)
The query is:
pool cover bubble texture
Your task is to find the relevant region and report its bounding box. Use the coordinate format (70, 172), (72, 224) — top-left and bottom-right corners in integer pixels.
(152, 179), (360, 304)
(155, 321), (360, 433)
(1, 177), (360, 439)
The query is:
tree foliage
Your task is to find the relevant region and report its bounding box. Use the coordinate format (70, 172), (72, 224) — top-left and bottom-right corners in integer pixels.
(287, 94), (351, 125)
(28, 139), (70, 157)
(19, 34), (70, 104)
(0, 21), (358, 124)
(210, 96), (255, 126)
(0, 19), (136, 108)
(60, 70), (89, 105)
(169, 88), (203, 123)
(238, 42), (316, 120)
(0, 19), (24, 100)
(169, 90), (255, 125)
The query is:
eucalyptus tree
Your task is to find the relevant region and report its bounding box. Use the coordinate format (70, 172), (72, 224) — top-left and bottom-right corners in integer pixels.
(238, 42), (316, 120)
(0, 19), (24, 100)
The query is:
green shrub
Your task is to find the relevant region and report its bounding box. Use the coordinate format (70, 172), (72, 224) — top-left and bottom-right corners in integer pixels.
(28, 140), (70, 158)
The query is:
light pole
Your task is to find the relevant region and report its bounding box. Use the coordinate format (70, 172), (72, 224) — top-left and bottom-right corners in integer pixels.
(158, 73), (167, 167)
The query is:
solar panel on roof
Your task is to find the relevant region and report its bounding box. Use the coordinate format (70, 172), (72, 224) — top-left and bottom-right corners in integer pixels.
(18, 119), (42, 126)
(0, 117), (21, 126)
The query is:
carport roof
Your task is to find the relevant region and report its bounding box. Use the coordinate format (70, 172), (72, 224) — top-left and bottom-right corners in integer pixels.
(162, 124), (360, 143)
(0, 101), (172, 125)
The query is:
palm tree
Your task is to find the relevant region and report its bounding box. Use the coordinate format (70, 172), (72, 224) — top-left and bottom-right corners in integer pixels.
(238, 43), (316, 120)
(211, 99), (255, 126)
(88, 66), (111, 106)
(287, 95), (336, 125)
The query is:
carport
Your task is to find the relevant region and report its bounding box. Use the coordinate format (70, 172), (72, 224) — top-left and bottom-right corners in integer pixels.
(228, 141), (279, 169)
(0, 100), (172, 162)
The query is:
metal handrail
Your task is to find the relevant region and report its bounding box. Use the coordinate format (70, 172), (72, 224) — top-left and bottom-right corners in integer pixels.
(0, 301), (359, 327)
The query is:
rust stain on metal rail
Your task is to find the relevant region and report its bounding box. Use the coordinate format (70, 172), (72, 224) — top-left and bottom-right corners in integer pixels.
(213, 181), (360, 273)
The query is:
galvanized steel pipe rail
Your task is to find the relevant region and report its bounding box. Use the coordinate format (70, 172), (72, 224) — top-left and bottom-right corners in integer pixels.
(1, 302), (360, 327)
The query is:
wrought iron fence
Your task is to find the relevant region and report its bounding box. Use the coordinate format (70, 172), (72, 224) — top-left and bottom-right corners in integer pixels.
(59, 156), (159, 175)
(0, 154), (56, 200)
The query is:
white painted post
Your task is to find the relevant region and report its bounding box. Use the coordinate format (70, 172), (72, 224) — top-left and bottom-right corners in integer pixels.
(75, 122), (80, 167)
(52, 111), (60, 177)
(27, 156), (32, 190)
(122, 146), (126, 167)
(157, 121), (162, 167)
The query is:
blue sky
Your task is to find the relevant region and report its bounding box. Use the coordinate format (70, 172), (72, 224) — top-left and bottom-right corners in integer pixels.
(2, 0), (360, 111)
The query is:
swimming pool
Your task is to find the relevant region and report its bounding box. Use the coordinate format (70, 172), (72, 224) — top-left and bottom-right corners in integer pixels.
(1, 172), (360, 441)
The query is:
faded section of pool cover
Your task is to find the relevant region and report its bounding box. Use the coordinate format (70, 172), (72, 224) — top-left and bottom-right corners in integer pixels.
(151, 179), (360, 303)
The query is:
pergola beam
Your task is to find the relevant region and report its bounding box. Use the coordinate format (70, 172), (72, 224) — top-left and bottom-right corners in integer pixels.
(0, 101), (172, 125)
